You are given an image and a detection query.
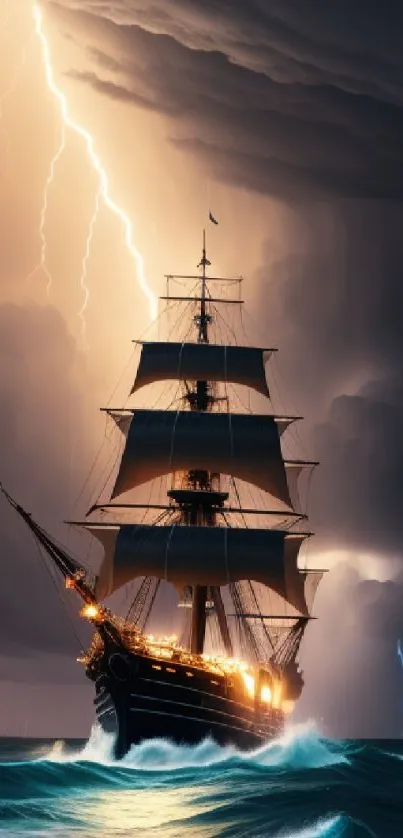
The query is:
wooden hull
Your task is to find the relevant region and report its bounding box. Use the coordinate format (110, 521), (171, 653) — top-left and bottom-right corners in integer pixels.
(88, 640), (284, 758)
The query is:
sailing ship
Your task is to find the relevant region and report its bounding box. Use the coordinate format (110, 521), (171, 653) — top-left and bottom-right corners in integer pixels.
(1, 230), (324, 757)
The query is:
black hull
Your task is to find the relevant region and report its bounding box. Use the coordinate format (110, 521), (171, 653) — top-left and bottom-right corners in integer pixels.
(88, 638), (284, 758)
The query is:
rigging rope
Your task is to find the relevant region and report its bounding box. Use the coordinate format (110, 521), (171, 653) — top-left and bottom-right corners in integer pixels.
(31, 534), (86, 651)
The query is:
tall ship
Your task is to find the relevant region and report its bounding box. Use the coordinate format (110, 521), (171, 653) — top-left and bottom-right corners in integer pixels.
(1, 230), (324, 757)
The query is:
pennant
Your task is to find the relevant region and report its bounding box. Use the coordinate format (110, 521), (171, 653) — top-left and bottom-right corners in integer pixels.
(209, 211), (218, 225)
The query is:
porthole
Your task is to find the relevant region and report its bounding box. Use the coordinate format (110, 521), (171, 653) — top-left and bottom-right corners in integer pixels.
(108, 653), (130, 682)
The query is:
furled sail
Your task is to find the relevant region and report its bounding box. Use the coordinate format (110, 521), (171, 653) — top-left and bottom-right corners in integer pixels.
(90, 524), (309, 611)
(131, 342), (272, 396)
(110, 409), (296, 505)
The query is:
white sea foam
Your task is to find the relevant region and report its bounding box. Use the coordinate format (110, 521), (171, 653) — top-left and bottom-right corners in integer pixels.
(45, 719), (348, 772)
(267, 816), (378, 838)
(258, 816), (344, 838)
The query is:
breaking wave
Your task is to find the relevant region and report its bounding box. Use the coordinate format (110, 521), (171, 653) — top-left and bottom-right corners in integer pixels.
(0, 724), (401, 837)
(46, 720), (348, 771)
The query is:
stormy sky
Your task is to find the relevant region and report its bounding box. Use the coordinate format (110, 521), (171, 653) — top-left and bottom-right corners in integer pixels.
(1, 0), (403, 737)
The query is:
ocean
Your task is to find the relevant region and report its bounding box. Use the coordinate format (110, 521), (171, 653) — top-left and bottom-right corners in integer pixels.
(0, 724), (401, 837)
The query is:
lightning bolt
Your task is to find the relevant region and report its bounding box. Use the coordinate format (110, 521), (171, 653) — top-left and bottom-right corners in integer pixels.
(397, 639), (403, 671)
(78, 189), (100, 345)
(31, 2), (158, 328)
(26, 122), (66, 294)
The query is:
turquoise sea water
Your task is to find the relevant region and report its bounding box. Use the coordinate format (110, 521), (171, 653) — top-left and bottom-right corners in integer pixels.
(0, 724), (401, 837)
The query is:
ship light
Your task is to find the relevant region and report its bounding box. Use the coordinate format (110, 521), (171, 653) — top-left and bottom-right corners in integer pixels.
(148, 646), (173, 659)
(80, 603), (102, 621)
(271, 681), (282, 709)
(261, 685), (272, 703)
(241, 671), (255, 698)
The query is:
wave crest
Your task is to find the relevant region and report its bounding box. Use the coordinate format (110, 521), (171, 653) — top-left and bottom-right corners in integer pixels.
(45, 720), (348, 772)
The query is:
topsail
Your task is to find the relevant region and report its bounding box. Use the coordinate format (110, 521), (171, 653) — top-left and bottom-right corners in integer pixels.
(131, 342), (273, 396)
(109, 409), (298, 505)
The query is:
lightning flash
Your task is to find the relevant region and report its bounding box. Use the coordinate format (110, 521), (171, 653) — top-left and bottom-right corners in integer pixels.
(31, 3), (158, 331)
(27, 122), (66, 294)
(78, 189), (100, 344)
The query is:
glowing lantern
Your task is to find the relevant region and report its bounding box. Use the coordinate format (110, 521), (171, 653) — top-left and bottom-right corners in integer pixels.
(80, 603), (101, 621)
(261, 685), (272, 704)
(241, 671), (255, 698)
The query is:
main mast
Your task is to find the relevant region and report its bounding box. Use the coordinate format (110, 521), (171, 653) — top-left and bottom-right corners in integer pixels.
(173, 230), (230, 655)
(198, 228), (209, 345)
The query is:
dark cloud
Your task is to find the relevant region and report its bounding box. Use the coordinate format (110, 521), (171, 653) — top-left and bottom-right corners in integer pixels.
(253, 203), (403, 562)
(312, 381), (403, 554)
(0, 302), (92, 659)
(47, 0), (403, 199)
(48, 0), (403, 99)
(296, 564), (403, 737)
(243, 199), (403, 734)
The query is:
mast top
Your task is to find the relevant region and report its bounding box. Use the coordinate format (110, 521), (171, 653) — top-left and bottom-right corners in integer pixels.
(196, 229), (211, 345)
(197, 229), (211, 275)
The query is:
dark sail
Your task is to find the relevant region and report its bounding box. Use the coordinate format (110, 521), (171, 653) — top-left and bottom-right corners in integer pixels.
(109, 409), (298, 505)
(88, 523), (309, 611)
(131, 342), (273, 396)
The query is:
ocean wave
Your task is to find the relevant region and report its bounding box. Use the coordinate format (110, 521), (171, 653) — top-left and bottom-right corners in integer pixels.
(252, 816), (379, 838)
(260, 817), (344, 838)
(44, 720), (348, 772)
(0, 728), (401, 837)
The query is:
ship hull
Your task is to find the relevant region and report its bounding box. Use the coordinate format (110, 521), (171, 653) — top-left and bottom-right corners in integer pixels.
(88, 638), (284, 758)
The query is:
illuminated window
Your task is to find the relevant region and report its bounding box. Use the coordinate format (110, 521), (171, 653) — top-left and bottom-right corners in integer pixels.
(152, 664), (162, 671)
(185, 671), (194, 678)
(166, 667), (176, 674)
